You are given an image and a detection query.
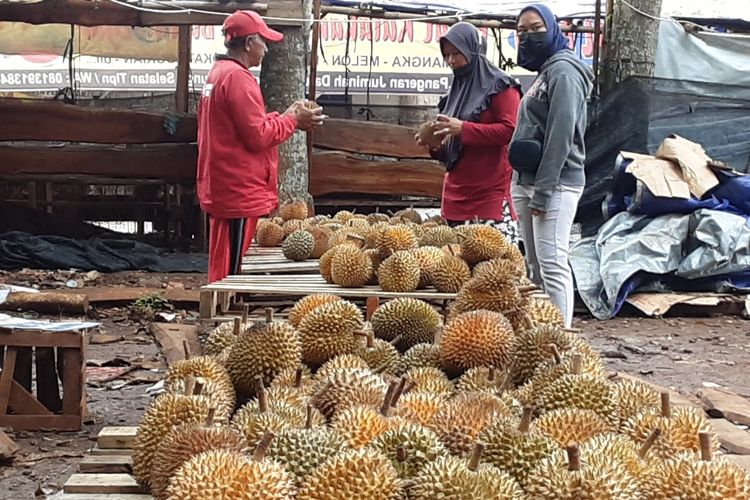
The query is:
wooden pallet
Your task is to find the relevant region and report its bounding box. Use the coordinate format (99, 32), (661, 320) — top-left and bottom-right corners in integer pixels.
(56, 426), (151, 500)
(199, 274), (456, 320)
(241, 246), (320, 275)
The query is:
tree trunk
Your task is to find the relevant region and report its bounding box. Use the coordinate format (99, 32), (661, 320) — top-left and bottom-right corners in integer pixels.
(260, 0), (313, 207)
(600, 0), (663, 94)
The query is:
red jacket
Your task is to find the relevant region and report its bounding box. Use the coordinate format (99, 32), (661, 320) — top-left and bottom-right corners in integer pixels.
(197, 57), (297, 219)
(439, 87), (521, 222)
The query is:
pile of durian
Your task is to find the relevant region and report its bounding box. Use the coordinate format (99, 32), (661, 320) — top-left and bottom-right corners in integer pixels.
(134, 223), (750, 499)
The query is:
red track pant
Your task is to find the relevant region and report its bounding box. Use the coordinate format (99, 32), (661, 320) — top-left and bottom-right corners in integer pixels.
(208, 216), (258, 283)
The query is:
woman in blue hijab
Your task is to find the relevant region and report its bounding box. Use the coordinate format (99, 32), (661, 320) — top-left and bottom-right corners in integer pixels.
(509, 3), (594, 328)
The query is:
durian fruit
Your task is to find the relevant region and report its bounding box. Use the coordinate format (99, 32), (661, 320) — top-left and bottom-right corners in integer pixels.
(271, 216), (284, 226)
(623, 392), (720, 460)
(307, 226), (332, 258)
(364, 248), (382, 285)
(419, 225), (457, 248)
(256, 221), (285, 247)
(472, 256), (526, 281)
(330, 387), (396, 448)
(330, 244), (373, 288)
(378, 250), (421, 292)
(296, 448), (401, 500)
(450, 273), (528, 320)
(511, 325), (579, 386)
(202, 320), (239, 358)
(529, 297), (564, 327)
(150, 414), (245, 499)
(163, 357), (235, 418)
(612, 378), (660, 430)
(319, 244), (356, 283)
(439, 310), (515, 376)
(458, 225), (510, 265)
(640, 432), (750, 499)
(288, 293), (342, 328)
(392, 391), (449, 426)
(283, 218), (310, 238)
(165, 437), (297, 500)
(357, 334), (401, 375)
(270, 366), (314, 392)
(279, 198), (309, 221)
(371, 298), (441, 351)
(264, 384), (311, 409)
(479, 408), (556, 486)
(376, 224), (418, 258)
(533, 408), (612, 447)
(368, 212), (391, 224)
(406, 455), (480, 500)
(456, 366), (511, 394)
(577, 432), (652, 480)
(371, 422), (449, 479)
(410, 246), (445, 289)
(282, 229), (315, 261)
(396, 343), (441, 374)
(315, 354), (370, 380)
(298, 299), (364, 367)
(404, 367), (454, 394)
(431, 252), (472, 293)
(394, 207), (422, 224)
(464, 443), (526, 500)
(266, 425), (347, 486)
(327, 229), (365, 249)
(310, 367), (388, 419)
(524, 444), (640, 499)
(225, 319), (301, 397)
(132, 391), (213, 487)
(165, 376), (234, 422)
(333, 209), (356, 223)
(428, 392), (512, 457)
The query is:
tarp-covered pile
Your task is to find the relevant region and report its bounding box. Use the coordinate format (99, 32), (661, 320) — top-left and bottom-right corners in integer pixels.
(571, 135), (750, 319)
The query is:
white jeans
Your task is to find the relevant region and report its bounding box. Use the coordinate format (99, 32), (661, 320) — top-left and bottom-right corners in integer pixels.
(511, 183), (583, 328)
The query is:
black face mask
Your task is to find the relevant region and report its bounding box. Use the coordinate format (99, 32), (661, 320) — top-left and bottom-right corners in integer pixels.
(518, 31), (549, 71)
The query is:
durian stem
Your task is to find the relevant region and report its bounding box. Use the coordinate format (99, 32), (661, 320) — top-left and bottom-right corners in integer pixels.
(264, 307), (274, 323)
(547, 344), (563, 364)
(402, 379), (417, 395)
(387, 209), (394, 216)
(241, 304), (249, 325)
(661, 392), (671, 418)
(396, 446), (406, 462)
(253, 432), (275, 461)
(256, 377), (268, 413)
(192, 380), (204, 395)
(488, 367), (496, 382)
(389, 334), (403, 347)
(571, 353), (584, 375)
(374, 361), (392, 374)
(566, 444), (581, 471)
(294, 368), (304, 388)
(233, 317), (242, 336)
(183, 375), (195, 396)
(519, 407), (534, 433)
(521, 312), (534, 331)
(305, 404), (314, 430)
(468, 443), (485, 472)
(346, 234), (366, 243)
(366, 333), (374, 349)
(498, 360), (516, 393)
(699, 432), (713, 462)
(433, 326), (444, 346)
(518, 285), (539, 293)
(638, 428), (662, 458)
(182, 339), (191, 360)
(390, 377), (408, 408)
(380, 381), (398, 417)
(205, 407), (216, 426)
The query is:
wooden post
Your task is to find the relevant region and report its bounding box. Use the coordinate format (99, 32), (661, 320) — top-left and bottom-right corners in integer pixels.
(176, 25), (192, 113)
(306, 0), (322, 215)
(592, 0), (602, 97)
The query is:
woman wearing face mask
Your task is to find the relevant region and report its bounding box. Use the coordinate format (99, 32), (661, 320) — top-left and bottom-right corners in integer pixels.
(415, 22), (522, 245)
(509, 4), (594, 328)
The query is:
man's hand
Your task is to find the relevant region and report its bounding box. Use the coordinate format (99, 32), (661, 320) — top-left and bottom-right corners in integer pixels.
(284, 100), (303, 116)
(433, 114), (463, 138)
(293, 103), (324, 131)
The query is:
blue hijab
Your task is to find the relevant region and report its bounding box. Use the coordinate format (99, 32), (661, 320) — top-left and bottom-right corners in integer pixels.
(517, 3), (570, 71)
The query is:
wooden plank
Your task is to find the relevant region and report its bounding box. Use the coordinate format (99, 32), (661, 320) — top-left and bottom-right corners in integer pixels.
(89, 446), (133, 457)
(64, 473), (145, 494)
(0, 346), (17, 414)
(0, 330), (83, 349)
(310, 152), (444, 198)
(79, 455), (133, 474)
(314, 118), (431, 159)
(0, 99), (197, 144)
(35, 347), (62, 412)
(710, 419), (750, 455)
(61, 348), (84, 417)
(8, 378), (53, 416)
(149, 323), (201, 365)
(698, 388), (750, 427)
(727, 454), (750, 473)
(175, 26), (192, 113)
(0, 428), (19, 461)
(62, 288), (200, 304)
(0, 143), (196, 182)
(0, 291), (89, 314)
(98, 427), (138, 450)
(0, 414), (81, 431)
(610, 372), (698, 408)
(51, 494), (152, 500)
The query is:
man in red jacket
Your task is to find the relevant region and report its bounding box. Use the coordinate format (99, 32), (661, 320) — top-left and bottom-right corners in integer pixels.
(197, 10), (322, 282)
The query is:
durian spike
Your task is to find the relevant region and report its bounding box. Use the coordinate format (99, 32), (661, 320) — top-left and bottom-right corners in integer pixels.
(563, 327), (582, 333)
(183, 375), (195, 396)
(456, 232), (467, 241)
(519, 407), (534, 433)
(390, 377), (408, 408)
(396, 446), (406, 462)
(468, 442), (486, 472)
(661, 392), (672, 418)
(233, 317), (242, 336)
(241, 304), (249, 324)
(389, 334), (404, 347)
(488, 367), (496, 382)
(253, 432), (275, 461)
(264, 307), (274, 323)
(380, 380), (398, 417)
(192, 379), (204, 396)
(699, 431), (713, 461)
(256, 377), (268, 413)
(204, 407), (216, 426)
(305, 404), (315, 429)
(566, 444), (581, 471)
(294, 368), (304, 388)
(571, 353), (584, 375)
(447, 245), (456, 256)
(638, 428), (662, 458)
(546, 343), (563, 364)
(366, 296), (380, 320)
(182, 339), (191, 360)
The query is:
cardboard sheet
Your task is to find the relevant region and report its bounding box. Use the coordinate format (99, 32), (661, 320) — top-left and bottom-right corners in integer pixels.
(656, 134), (719, 197)
(621, 151), (691, 199)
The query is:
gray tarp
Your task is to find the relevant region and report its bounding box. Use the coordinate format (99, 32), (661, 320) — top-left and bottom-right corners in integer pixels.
(570, 209), (750, 319)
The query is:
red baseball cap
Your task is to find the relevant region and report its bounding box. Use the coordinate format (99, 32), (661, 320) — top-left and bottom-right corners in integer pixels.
(222, 10), (283, 43)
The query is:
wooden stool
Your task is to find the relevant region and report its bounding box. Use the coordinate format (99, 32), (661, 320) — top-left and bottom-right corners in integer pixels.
(0, 324), (93, 431)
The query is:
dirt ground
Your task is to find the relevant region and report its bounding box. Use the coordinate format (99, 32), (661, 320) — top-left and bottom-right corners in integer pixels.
(0, 271), (749, 499)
